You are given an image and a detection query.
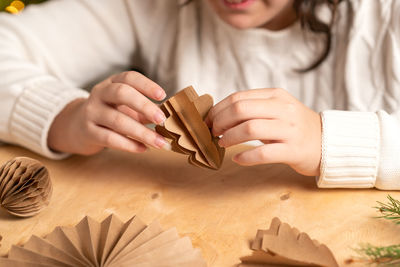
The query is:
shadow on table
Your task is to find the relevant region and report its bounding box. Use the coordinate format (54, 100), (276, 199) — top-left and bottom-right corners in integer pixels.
(62, 146), (316, 193)
(1, 144), (377, 199)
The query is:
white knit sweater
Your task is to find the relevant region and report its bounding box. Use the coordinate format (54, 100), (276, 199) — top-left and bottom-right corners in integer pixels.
(0, 0), (399, 189)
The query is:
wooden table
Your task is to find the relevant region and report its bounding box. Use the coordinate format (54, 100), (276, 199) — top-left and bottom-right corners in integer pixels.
(0, 144), (399, 266)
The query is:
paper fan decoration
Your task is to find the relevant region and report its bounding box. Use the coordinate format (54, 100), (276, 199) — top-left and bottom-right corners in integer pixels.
(155, 86), (225, 170)
(240, 217), (338, 267)
(0, 157), (52, 217)
(0, 214), (207, 267)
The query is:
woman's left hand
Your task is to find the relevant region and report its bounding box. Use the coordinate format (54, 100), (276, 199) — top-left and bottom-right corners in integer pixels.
(206, 88), (322, 176)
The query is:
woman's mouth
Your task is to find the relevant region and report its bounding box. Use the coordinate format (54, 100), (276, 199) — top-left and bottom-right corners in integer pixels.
(222, 0), (256, 10)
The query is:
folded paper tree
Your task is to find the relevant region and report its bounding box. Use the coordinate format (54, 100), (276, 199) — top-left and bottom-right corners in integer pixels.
(0, 157), (52, 217)
(156, 86), (225, 170)
(0, 214), (207, 267)
(240, 217), (338, 267)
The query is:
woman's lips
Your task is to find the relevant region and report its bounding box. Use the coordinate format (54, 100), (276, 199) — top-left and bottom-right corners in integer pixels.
(222, 0), (256, 10)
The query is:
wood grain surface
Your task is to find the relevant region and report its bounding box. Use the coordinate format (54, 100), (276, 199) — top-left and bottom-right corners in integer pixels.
(0, 144), (399, 266)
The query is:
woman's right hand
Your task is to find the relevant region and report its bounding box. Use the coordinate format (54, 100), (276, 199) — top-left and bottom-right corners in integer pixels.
(48, 71), (170, 155)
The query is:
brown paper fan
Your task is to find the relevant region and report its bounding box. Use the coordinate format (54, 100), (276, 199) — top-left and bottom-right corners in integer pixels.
(0, 214), (207, 267)
(0, 157), (52, 217)
(240, 217), (338, 267)
(155, 86), (225, 170)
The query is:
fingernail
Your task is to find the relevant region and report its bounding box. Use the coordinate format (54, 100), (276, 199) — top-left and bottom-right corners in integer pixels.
(156, 90), (166, 101)
(218, 138), (225, 147)
(154, 111), (166, 125)
(212, 129), (218, 137)
(155, 136), (171, 151)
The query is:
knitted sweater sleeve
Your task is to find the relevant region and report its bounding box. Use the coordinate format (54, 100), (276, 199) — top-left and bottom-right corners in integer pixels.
(0, 0), (137, 159)
(317, 0), (400, 189)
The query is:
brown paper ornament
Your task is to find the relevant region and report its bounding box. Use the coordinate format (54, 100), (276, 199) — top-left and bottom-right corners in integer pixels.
(240, 217), (338, 267)
(0, 157), (52, 217)
(0, 214), (207, 267)
(156, 86), (225, 170)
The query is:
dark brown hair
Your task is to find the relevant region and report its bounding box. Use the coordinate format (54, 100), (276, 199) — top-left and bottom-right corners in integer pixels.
(294, 0), (351, 72)
(182, 0), (352, 72)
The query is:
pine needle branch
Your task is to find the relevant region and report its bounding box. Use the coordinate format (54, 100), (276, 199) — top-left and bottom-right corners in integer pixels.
(374, 195), (400, 224)
(353, 243), (400, 266)
(348, 195), (400, 265)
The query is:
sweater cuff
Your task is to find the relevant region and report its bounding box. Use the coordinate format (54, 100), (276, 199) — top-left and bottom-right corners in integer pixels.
(9, 79), (89, 159)
(317, 110), (380, 188)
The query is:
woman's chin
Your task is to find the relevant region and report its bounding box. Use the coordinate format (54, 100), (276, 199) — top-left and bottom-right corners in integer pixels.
(220, 16), (259, 29)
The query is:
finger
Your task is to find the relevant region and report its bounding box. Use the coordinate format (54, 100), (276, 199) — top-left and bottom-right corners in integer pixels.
(99, 83), (166, 125)
(117, 105), (152, 125)
(211, 98), (287, 136)
(206, 88), (285, 126)
(88, 123), (148, 153)
(218, 119), (290, 147)
(111, 71), (166, 101)
(93, 104), (170, 150)
(232, 143), (291, 166)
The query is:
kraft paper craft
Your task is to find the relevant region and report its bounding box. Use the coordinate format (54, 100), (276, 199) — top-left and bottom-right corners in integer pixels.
(0, 214), (207, 267)
(155, 86), (225, 170)
(0, 157), (52, 217)
(240, 217), (338, 267)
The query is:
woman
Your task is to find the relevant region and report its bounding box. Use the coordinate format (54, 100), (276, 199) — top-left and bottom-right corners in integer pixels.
(0, 0), (398, 189)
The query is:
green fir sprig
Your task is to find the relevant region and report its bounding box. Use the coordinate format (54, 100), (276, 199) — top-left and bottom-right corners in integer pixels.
(375, 195), (400, 224)
(350, 195), (400, 266)
(353, 243), (400, 266)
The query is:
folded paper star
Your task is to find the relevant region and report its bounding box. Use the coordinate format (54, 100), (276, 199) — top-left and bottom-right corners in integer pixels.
(0, 214), (207, 267)
(156, 86), (225, 170)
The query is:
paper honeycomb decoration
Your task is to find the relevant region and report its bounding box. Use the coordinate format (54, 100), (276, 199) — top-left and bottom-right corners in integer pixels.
(0, 157), (52, 217)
